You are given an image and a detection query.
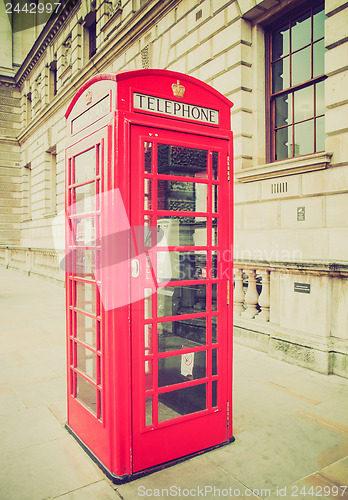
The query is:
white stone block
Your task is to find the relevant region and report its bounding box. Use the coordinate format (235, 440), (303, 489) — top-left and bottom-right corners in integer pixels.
(325, 70), (348, 108)
(325, 104), (348, 135)
(325, 7), (348, 48)
(280, 197), (324, 229)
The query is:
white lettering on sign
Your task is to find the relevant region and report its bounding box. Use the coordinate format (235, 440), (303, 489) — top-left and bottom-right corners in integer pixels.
(133, 92), (219, 125)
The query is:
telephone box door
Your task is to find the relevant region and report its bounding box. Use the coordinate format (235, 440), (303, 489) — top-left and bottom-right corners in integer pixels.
(130, 125), (231, 473)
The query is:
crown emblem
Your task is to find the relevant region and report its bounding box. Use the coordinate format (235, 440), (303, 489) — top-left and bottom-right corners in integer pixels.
(86, 90), (92, 105)
(172, 80), (185, 98)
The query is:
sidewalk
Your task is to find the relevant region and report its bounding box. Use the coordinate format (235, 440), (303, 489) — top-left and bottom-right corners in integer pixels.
(0, 267), (347, 500)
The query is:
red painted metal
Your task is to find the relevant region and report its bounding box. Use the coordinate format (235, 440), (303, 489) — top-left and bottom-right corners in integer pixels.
(65, 69), (233, 481)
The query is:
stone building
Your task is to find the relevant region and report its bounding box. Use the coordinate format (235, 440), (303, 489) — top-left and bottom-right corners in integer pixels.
(0, 0), (347, 377)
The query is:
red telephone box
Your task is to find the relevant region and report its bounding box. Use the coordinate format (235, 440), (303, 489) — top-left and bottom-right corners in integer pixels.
(64, 69), (233, 481)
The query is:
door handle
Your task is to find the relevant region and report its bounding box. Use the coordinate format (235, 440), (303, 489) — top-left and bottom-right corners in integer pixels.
(131, 258), (140, 277)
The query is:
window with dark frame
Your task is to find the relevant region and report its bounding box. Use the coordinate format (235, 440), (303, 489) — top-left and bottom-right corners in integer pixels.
(268, 2), (326, 162)
(85, 10), (97, 59)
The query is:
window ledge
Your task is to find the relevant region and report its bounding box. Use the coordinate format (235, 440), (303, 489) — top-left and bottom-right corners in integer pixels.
(235, 152), (333, 183)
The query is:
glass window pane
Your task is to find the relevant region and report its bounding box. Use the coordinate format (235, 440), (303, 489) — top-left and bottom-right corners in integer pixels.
(74, 217), (96, 246)
(158, 317), (206, 352)
(212, 185), (218, 213)
(212, 349), (217, 376)
(313, 39), (325, 78)
(294, 86), (314, 122)
(291, 46), (311, 86)
(144, 179), (152, 210)
(212, 381), (217, 407)
(212, 218), (218, 246)
(157, 144), (208, 177)
(158, 351), (206, 387)
(294, 119), (314, 156)
(158, 180), (207, 212)
(291, 11), (311, 52)
(157, 284), (206, 317)
(74, 183), (95, 214)
(313, 5), (326, 41)
(145, 324), (152, 354)
(212, 284), (217, 311)
(272, 24), (289, 60)
(145, 396), (153, 426)
(158, 384), (206, 422)
(272, 57), (290, 93)
(157, 217), (207, 247)
(275, 93), (292, 128)
(157, 250), (207, 281)
(316, 81), (325, 116)
(76, 313), (97, 347)
(74, 148), (95, 184)
(76, 373), (96, 415)
(76, 281), (96, 314)
(72, 249), (97, 278)
(76, 344), (96, 381)
(316, 116), (325, 152)
(144, 142), (152, 173)
(212, 316), (217, 343)
(144, 288), (152, 319)
(275, 126), (291, 160)
(212, 151), (218, 180)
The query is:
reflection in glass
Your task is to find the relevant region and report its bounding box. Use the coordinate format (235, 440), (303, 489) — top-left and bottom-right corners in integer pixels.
(212, 151), (218, 180)
(157, 251), (207, 281)
(145, 324), (152, 354)
(272, 24), (289, 60)
(212, 349), (217, 376)
(157, 217), (207, 247)
(275, 126), (291, 160)
(291, 11), (311, 52)
(294, 119), (314, 156)
(212, 218), (218, 246)
(212, 284), (217, 311)
(294, 87), (313, 122)
(76, 281), (96, 314)
(157, 144), (208, 177)
(316, 116), (325, 152)
(76, 373), (96, 414)
(316, 81), (325, 116)
(313, 5), (325, 41)
(212, 185), (218, 213)
(77, 344), (96, 381)
(76, 313), (97, 347)
(73, 249), (96, 278)
(291, 47), (311, 86)
(144, 179), (152, 210)
(313, 39), (325, 78)
(144, 288), (152, 319)
(158, 317), (206, 352)
(212, 316), (217, 343)
(158, 351), (206, 387)
(145, 396), (153, 426)
(272, 57), (289, 92)
(144, 142), (152, 173)
(158, 384), (206, 422)
(157, 180), (207, 212)
(212, 380), (217, 407)
(74, 217), (96, 246)
(74, 148), (96, 184)
(275, 94), (292, 128)
(74, 183), (95, 214)
(157, 284), (206, 317)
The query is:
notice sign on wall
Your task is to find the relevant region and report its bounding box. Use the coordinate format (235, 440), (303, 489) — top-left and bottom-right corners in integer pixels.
(181, 352), (194, 377)
(133, 92), (219, 125)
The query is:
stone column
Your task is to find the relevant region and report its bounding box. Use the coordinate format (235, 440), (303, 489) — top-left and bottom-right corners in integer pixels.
(241, 269), (259, 319)
(233, 268), (245, 316)
(257, 269), (270, 322)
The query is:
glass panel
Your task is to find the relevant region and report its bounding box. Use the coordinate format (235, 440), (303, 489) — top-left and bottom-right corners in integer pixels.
(76, 344), (96, 381)
(313, 5), (325, 41)
(74, 217), (96, 246)
(212, 349), (217, 376)
(76, 373), (96, 415)
(74, 183), (95, 214)
(144, 288), (152, 319)
(144, 179), (152, 210)
(145, 396), (153, 426)
(158, 180), (207, 212)
(76, 281), (96, 314)
(157, 217), (207, 247)
(158, 317), (206, 352)
(158, 384), (206, 422)
(74, 148), (96, 184)
(76, 313), (97, 347)
(73, 249), (97, 278)
(294, 86), (314, 122)
(275, 126), (291, 160)
(157, 144), (208, 177)
(145, 360), (153, 390)
(144, 142), (152, 173)
(212, 151), (218, 180)
(275, 93), (292, 128)
(272, 24), (289, 60)
(212, 284), (217, 311)
(98, 390), (102, 420)
(157, 284), (206, 317)
(316, 116), (325, 152)
(313, 39), (325, 78)
(157, 250), (207, 281)
(212, 251), (218, 279)
(158, 351), (206, 387)
(212, 218), (218, 246)
(212, 316), (217, 343)
(316, 81), (325, 116)
(272, 57), (290, 93)
(212, 185), (218, 213)
(291, 46), (311, 86)
(294, 119), (314, 156)
(144, 216), (152, 247)
(291, 11), (311, 52)
(145, 324), (152, 354)
(212, 381), (217, 407)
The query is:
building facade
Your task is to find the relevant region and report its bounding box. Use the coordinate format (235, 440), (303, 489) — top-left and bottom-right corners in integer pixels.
(0, 0), (347, 377)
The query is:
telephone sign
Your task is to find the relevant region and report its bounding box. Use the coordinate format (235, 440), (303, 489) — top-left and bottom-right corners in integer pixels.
(65, 69), (233, 482)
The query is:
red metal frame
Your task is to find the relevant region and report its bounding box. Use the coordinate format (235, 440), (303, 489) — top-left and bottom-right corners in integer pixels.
(65, 69), (233, 481)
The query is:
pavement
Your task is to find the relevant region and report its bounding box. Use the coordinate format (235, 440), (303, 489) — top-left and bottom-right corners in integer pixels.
(0, 266), (348, 500)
